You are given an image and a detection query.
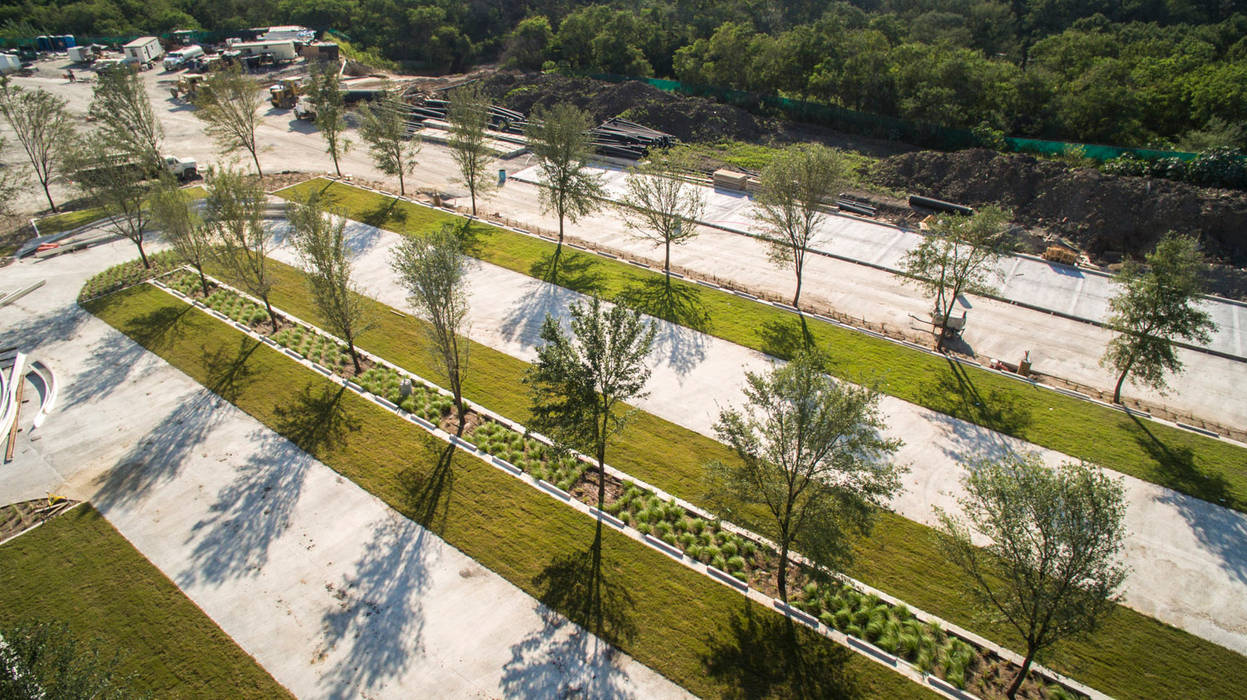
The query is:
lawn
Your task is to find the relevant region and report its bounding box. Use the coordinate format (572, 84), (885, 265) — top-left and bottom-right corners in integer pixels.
(86, 283), (932, 699)
(0, 504), (289, 698)
(276, 178), (1247, 515)
(32, 185), (209, 238)
(207, 256), (1247, 700)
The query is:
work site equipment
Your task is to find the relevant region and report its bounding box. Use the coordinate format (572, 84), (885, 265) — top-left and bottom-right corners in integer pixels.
(170, 75), (206, 101)
(269, 79), (305, 109)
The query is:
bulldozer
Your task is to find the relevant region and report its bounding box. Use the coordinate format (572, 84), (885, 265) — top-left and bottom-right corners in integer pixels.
(269, 79), (306, 109)
(170, 75), (206, 102)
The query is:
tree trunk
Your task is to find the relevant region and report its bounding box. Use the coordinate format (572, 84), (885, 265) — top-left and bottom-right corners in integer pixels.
(41, 180), (56, 212)
(664, 240), (671, 277)
(557, 212), (565, 246)
(469, 183), (477, 215)
(348, 338), (362, 375)
(136, 239), (150, 269)
(1006, 649), (1036, 699)
(251, 150), (264, 178)
(263, 296), (280, 331)
(196, 266), (210, 297)
(398, 169), (406, 196)
(331, 148), (341, 178)
(1113, 365), (1130, 404)
(777, 541), (790, 602)
(792, 268), (803, 308)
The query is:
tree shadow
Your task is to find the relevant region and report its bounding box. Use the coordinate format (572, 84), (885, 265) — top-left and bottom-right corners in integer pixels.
(317, 513), (432, 699)
(201, 336), (260, 403)
(500, 521), (639, 698)
(1130, 415), (1233, 508)
(499, 277), (568, 348)
(923, 358), (1032, 438)
(398, 441), (456, 534)
(757, 314), (816, 359)
(529, 247), (604, 296)
(702, 601), (864, 700)
(360, 196), (405, 230)
(270, 383), (359, 455)
(617, 278), (710, 376)
(61, 304), (190, 409)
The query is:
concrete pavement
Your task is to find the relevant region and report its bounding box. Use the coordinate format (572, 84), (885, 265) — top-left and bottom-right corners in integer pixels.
(0, 237), (690, 700)
(267, 213), (1247, 656)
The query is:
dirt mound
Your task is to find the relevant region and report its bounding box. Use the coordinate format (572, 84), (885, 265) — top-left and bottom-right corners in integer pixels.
(873, 149), (1247, 267)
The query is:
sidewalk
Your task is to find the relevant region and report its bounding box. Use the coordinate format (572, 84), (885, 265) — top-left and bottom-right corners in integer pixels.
(0, 239), (689, 700)
(270, 214), (1247, 657)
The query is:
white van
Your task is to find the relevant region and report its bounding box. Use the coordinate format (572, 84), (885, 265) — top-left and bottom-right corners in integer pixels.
(163, 44), (204, 71)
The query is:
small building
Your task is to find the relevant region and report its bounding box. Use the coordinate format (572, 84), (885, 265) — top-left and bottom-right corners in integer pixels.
(300, 42), (339, 62)
(123, 36), (163, 64)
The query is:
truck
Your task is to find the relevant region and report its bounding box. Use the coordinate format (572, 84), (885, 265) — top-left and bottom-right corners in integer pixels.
(122, 36), (163, 65)
(67, 45), (97, 64)
(163, 45), (204, 71)
(269, 78), (305, 109)
(75, 153), (198, 183)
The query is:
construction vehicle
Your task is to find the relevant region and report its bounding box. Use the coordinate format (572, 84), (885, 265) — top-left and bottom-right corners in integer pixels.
(293, 96), (316, 121)
(74, 153), (198, 184)
(269, 79), (305, 109)
(170, 75), (206, 101)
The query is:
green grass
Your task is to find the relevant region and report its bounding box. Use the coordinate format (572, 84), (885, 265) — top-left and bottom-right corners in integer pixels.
(35, 186), (207, 239)
(0, 504), (289, 698)
(276, 177), (1247, 515)
(229, 254), (1247, 700)
(86, 283), (932, 699)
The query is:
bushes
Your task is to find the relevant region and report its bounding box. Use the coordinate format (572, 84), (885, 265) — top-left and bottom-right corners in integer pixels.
(76, 251), (183, 303)
(1102, 147), (1247, 191)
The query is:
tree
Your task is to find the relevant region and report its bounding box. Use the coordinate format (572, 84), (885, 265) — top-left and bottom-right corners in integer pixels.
(68, 134), (155, 268)
(525, 103), (604, 248)
(391, 222), (472, 433)
(358, 88), (420, 196)
(899, 205), (1014, 351)
(617, 147), (706, 282)
(526, 296), (656, 508)
(446, 84), (495, 216)
(0, 79), (74, 211)
(707, 351), (904, 602)
(307, 62), (350, 178)
(150, 178), (212, 295)
(88, 67), (163, 170)
(0, 621), (129, 699)
(936, 453), (1128, 699)
(754, 144), (852, 308)
(1101, 233), (1216, 403)
(0, 138), (26, 215)
(195, 67), (265, 177)
(503, 15), (553, 70)
(288, 191), (371, 373)
(204, 167), (279, 328)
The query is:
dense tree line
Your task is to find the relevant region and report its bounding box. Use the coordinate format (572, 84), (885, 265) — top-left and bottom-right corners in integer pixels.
(4, 1), (1245, 148)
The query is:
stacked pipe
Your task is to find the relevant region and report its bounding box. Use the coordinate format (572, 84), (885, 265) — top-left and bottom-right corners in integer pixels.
(589, 118), (676, 159)
(406, 98), (529, 134)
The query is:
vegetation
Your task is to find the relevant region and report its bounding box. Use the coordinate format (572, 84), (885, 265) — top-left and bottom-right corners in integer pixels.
(149, 178), (212, 295)
(277, 179), (1247, 514)
(288, 192), (371, 373)
(357, 86), (419, 196)
(0, 78), (74, 212)
(900, 206), (1015, 351)
(86, 282), (930, 700)
(77, 250), (183, 302)
(204, 167), (278, 328)
(67, 133), (156, 268)
(306, 62), (350, 178)
(525, 102), (603, 248)
(526, 296), (656, 509)
(708, 350), (903, 602)
(194, 67), (265, 177)
(87, 67), (162, 170)
(937, 455), (1128, 699)
(192, 249), (1247, 700)
(445, 84), (495, 216)
(391, 222), (472, 432)
(754, 143), (852, 308)
(0, 504), (288, 697)
(1102, 233), (1217, 403)
(617, 147), (705, 280)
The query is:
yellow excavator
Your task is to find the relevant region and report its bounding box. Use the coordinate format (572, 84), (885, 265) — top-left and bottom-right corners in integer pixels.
(269, 79), (306, 109)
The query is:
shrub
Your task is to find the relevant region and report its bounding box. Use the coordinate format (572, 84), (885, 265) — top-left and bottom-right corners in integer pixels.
(721, 541), (739, 558)
(662, 532), (679, 546)
(685, 544), (701, 559)
(711, 554), (727, 571)
(678, 532), (695, 547)
(703, 544), (721, 561)
(741, 540), (756, 557)
(688, 518), (705, 534)
(618, 511), (632, 525)
(820, 611), (836, 628)
(655, 521), (672, 537)
(726, 555), (745, 571)
(833, 609), (851, 631)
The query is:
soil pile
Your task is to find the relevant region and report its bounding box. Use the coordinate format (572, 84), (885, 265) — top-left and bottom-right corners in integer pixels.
(873, 149), (1247, 267)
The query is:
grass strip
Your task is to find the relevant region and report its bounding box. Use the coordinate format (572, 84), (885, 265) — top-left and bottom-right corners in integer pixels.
(276, 178), (1247, 514)
(0, 504), (289, 698)
(87, 283), (933, 699)
(229, 255), (1247, 700)
(34, 186), (208, 238)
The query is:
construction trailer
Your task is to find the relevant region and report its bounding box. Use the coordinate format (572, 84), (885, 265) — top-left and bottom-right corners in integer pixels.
(122, 36), (163, 64)
(258, 26), (316, 44)
(228, 40), (298, 63)
(300, 42), (339, 62)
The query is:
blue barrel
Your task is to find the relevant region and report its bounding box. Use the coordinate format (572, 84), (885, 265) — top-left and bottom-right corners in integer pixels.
(62, 35), (76, 49)
(35, 35), (52, 52)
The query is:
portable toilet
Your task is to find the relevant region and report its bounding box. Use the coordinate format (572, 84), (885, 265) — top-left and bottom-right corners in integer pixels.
(62, 35), (76, 49)
(35, 35), (52, 52)
(51, 35), (66, 51)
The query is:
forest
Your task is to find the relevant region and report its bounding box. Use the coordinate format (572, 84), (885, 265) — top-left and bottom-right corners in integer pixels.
(2, 0), (1244, 150)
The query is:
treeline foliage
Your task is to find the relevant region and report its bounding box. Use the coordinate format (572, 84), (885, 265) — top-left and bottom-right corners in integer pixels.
(6, 1), (1246, 147)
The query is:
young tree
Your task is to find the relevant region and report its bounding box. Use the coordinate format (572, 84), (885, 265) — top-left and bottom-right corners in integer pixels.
(204, 167), (279, 328)
(195, 68), (266, 177)
(0, 621), (129, 699)
(88, 67), (163, 169)
(618, 147), (706, 282)
(1101, 233), (1216, 403)
(936, 454), (1128, 699)
(288, 192), (371, 373)
(0, 138), (26, 214)
(307, 63), (350, 177)
(150, 178), (213, 295)
(358, 89), (420, 196)
(69, 134), (155, 267)
(391, 222), (472, 432)
(526, 296), (656, 508)
(754, 144), (852, 308)
(526, 103), (604, 248)
(0, 79), (74, 211)
(900, 205), (1014, 351)
(707, 351), (904, 602)
(446, 84), (495, 216)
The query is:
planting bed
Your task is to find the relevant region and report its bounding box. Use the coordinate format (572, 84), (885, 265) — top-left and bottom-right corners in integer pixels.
(147, 266), (1087, 700)
(77, 250), (184, 303)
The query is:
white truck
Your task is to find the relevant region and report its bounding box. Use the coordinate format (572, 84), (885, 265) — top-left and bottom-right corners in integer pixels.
(75, 153), (198, 183)
(163, 44), (203, 71)
(229, 40), (297, 62)
(122, 36), (163, 65)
